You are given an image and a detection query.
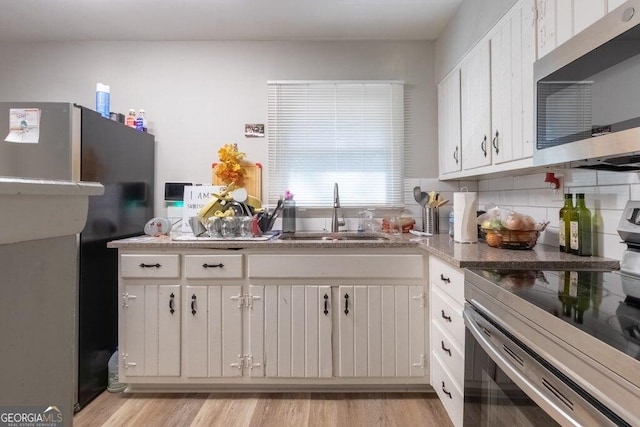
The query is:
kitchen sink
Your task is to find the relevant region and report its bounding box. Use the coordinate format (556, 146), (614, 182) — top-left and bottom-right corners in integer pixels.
(277, 232), (390, 241)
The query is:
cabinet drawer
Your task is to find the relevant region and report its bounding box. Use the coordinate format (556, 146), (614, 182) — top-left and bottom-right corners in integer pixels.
(121, 254), (180, 278)
(430, 256), (464, 305)
(184, 255), (243, 279)
(431, 287), (464, 348)
(248, 254), (423, 279)
(431, 352), (463, 427)
(431, 321), (464, 388)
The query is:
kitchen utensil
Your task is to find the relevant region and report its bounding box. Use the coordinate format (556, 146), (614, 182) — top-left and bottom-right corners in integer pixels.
(413, 186), (422, 204)
(427, 191), (437, 207)
(436, 198), (449, 208)
(409, 229), (432, 237)
(267, 198), (284, 231)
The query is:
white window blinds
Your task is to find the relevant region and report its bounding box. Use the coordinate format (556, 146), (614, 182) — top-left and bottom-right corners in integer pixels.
(267, 81), (404, 207)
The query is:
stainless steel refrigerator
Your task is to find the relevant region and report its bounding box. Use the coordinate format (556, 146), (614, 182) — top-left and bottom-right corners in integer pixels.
(0, 102), (155, 411)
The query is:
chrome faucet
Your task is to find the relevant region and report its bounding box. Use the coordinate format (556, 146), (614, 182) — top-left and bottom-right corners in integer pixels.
(331, 182), (345, 232)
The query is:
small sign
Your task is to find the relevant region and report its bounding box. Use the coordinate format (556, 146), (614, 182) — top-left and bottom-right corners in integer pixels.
(0, 405), (64, 426)
(5, 108), (40, 143)
(182, 185), (226, 232)
(245, 123), (264, 138)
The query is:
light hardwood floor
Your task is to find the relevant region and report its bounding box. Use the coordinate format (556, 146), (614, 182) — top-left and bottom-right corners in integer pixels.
(74, 392), (452, 427)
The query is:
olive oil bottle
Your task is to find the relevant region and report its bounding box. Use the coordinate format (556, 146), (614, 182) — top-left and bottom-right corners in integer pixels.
(569, 193), (592, 256)
(559, 193), (573, 252)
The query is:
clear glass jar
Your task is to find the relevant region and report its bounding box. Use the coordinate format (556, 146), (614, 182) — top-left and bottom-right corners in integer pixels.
(221, 216), (238, 238)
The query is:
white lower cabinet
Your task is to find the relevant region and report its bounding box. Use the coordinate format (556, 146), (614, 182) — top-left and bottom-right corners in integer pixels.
(118, 249), (427, 388)
(184, 284), (245, 378)
(429, 256), (466, 427)
(121, 284), (181, 378)
(263, 285), (332, 377)
(338, 285), (426, 378)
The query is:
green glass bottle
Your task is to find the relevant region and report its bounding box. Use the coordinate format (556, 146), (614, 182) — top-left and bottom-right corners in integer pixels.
(574, 272), (592, 324)
(559, 193), (573, 252)
(557, 271), (573, 318)
(569, 193), (592, 256)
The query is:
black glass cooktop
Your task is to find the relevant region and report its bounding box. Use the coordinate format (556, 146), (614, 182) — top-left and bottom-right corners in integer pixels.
(469, 269), (640, 362)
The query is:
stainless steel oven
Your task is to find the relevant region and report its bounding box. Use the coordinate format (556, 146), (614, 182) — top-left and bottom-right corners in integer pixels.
(463, 267), (640, 427)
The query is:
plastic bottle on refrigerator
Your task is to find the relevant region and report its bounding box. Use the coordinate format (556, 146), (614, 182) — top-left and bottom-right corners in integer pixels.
(125, 109), (136, 128)
(135, 109), (147, 132)
(95, 83), (110, 118)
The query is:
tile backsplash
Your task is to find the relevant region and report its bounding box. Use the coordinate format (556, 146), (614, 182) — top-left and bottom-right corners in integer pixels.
(475, 169), (640, 261)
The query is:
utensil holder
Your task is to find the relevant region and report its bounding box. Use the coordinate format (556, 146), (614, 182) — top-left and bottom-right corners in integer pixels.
(423, 207), (439, 234)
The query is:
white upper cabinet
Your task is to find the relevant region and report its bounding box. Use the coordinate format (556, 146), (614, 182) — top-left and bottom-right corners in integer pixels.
(574, 0), (607, 34)
(608, 0), (626, 11)
(460, 39), (492, 171)
(536, 0), (557, 58)
(537, 0), (616, 58)
(491, 0), (537, 164)
(438, 70), (462, 175)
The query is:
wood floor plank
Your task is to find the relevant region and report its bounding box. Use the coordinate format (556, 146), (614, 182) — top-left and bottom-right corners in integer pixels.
(74, 391), (132, 427)
(75, 391), (451, 427)
(249, 393), (311, 427)
(191, 393), (259, 427)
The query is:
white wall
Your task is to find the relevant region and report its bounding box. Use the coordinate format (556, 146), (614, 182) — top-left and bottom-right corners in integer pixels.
(0, 40), (438, 216)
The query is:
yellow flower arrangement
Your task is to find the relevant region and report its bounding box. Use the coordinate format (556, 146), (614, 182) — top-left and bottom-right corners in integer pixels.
(215, 143), (246, 187)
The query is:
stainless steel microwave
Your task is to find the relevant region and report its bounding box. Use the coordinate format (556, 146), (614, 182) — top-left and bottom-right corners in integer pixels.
(534, 1), (640, 171)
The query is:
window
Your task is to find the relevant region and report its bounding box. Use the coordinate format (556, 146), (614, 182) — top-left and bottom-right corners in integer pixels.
(267, 81), (404, 207)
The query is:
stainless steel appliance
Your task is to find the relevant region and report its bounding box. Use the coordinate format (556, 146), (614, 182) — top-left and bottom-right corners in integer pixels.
(534, 1), (640, 171)
(463, 201), (640, 426)
(0, 102), (155, 411)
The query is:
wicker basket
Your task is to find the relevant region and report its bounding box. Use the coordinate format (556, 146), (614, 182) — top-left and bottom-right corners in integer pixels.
(482, 228), (540, 250)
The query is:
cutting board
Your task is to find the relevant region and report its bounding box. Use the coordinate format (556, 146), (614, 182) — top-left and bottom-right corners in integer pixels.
(212, 161), (262, 199)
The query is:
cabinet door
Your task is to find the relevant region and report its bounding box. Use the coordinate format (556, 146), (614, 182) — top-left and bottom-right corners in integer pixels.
(461, 40), (492, 170)
(574, 0), (606, 35)
(521, 0), (537, 159)
(337, 285), (426, 378)
(608, 0), (626, 12)
(263, 285), (332, 377)
(490, 14), (513, 165)
(122, 284), (180, 378)
(537, 0), (556, 58)
(184, 284), (243, 378)
(438, 69), (462, 175)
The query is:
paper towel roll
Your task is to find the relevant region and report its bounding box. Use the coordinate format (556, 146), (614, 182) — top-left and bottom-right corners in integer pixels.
(454, 192), (478, 243)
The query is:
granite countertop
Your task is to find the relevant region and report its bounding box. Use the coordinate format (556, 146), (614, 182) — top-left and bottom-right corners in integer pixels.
(108, 232), (620, 271)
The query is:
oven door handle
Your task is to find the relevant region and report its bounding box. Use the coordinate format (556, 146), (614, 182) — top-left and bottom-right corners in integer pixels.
(463, 307), (608, 427)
